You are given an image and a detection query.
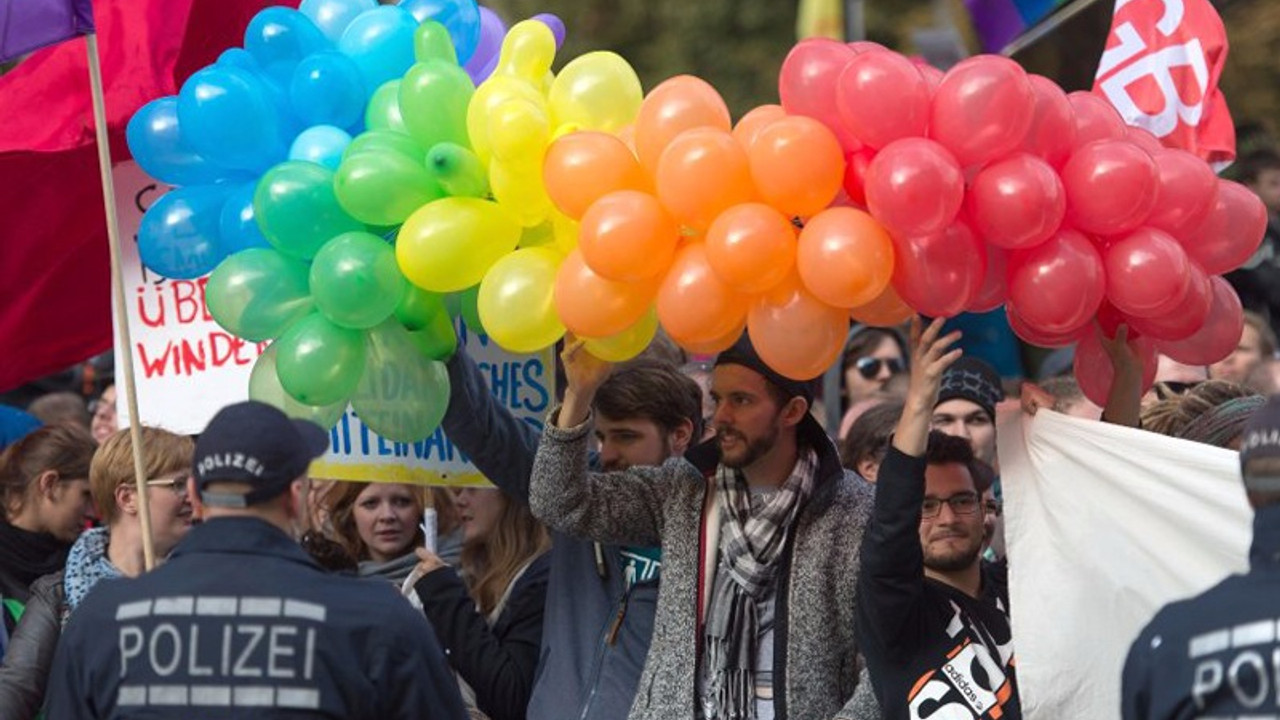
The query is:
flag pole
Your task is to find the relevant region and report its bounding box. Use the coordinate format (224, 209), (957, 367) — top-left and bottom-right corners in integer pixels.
(84, 32), (157, 571)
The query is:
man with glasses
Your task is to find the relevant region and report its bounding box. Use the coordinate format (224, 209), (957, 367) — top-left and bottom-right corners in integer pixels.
(851, 319), (1020, 720)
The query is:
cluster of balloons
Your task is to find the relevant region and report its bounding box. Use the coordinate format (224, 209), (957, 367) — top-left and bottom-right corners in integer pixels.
(779, 38), (1267, 401)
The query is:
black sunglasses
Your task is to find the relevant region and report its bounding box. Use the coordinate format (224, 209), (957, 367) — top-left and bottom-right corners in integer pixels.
(854, 356), (905, 380)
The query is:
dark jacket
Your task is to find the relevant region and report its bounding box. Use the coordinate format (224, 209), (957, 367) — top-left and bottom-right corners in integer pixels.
(45, 516), (468, 720)
(416, 552), (551, 720)
(853, 448), (1019, 720)
(0, 571), (63, 718)
(1225, 218), (1280, 338)
(1121, 504), (1280, 719)
(442, 349), (662, 720)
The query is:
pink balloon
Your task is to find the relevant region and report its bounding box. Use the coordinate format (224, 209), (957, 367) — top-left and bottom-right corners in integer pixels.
(929, 56), (1035, 168)
(1006, 228), (1106, 335)
(1146, 149), (1219, 241)
(836, 50), (930, 149)
(1127, 263), (1212, 342)
(1180, 179), (1269, 275)
(1155, 276), (1245, 366)
(1006, 305), (1086, 348)
(1061, 139), (1159, 236)
(779, 39), (860, 152)
(1125, 126), (1165, 155)
(1021, 75), (1078, 168)
(1067, 91), (1126, 149)
(865, 137), (964, 237)
(1104, 228), (1192, 318)
(1074, 325), (1158, 408)
(841, 147), (876, 207)
(917, 63), (944, 94)
(967, 153), (1066, 249)
(968, 244), (1008, 313)
(848, 41), (888, 55)
(890, 220), (986, 318)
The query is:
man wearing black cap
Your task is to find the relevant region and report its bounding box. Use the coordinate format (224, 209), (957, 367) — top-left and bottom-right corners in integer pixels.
(932, 356), (1005, 466)
(1120, 395), (1280, 719)
(45, 401), (467, 720)
(530, 332), (873, 720)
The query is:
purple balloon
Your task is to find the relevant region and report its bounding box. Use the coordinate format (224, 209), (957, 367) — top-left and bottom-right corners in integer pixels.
(532, 13), (565, 48)
(464, 7), (506, 84)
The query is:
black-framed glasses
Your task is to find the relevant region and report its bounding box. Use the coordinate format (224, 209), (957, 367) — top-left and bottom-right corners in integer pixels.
(921, 491), (981, 519)
(854, 356), (905, 380)
(145, 475), (190, 496)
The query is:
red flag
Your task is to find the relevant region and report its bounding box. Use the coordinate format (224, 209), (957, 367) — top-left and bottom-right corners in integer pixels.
(1092, 0), (1235, 166)
(0, 0), (289, 392)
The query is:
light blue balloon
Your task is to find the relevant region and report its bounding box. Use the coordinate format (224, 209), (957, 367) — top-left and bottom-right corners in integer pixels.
(217, 48), (261, 73)
(126, 97), (230, 187)
(337, 6), (419, 93)
(177, 65), (288, 172)
(300, 0), (377, 43)
(217, 183), (272, 254)
(245, 7), (332, 86)
(289, 125), (353, 170)
(398, 0), (481, 64)
(138, 185), (232, 279)
(289, 51), (367, 129)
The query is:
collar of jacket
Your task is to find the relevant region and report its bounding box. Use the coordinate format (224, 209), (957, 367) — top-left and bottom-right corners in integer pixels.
(1251, 504), (1280, 568)
(169, 516), (320, 569)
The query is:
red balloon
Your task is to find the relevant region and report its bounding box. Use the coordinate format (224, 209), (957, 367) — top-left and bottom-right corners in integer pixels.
(848, 41), (888, 55)
(891, 220), (986, 318)
(1156, 276), (1245, 366)
(1021, 75), (1077, 168)
(865, 137), (964, 237)
(1093, 299), (1131, 339)
(929, 56), (1035, 168)
(1006, 228), (1105, 335)
(1067, 91), (1125, 149)
(968, 245), (1008, 313)
(967, 153), (1066, 249)
(841, 147), (876, 207)
(1061, 140), (1158, 236)
(1145, 149), (1219, 241)
(1074, 325), (1158, 408)
(1180, 179), (1269, 275)
(1127, 263), (1212, 342)
(1104, 228), (1191, 318)
(1005, 306), (1086, 348)
(778, 39), (860, 152)
(917, 63), (944, 94)
(836, 50), (930, 149)
(1125, 126), (1165, 155)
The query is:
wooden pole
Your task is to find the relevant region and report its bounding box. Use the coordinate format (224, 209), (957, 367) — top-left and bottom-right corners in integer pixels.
(84, 32), (156, 570)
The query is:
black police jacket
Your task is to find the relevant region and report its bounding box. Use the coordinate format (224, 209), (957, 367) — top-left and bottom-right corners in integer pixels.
(1122, 504), (1280, 719)
(45, 516), (468, 720)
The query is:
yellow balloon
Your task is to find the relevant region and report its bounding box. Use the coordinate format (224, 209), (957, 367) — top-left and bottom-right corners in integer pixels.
(478, 246), (566, 353)
(396, 198), (522, 292)
(490, 160), (551, 228)
(488, 98), (550, 164)
(550, 211), (579, 255)
(467, 76), (545, 166)
(583, 307), (659, 362)
(549, 52), (644, 134)
(494, 21), (556, 85)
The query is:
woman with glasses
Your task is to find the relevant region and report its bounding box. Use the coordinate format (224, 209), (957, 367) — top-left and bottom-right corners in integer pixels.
(0, 427), (194, 719)
(841, 326), (909, 408)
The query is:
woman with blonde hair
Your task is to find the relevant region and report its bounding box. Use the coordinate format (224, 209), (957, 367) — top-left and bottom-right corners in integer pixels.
(323, 481), (462, 582)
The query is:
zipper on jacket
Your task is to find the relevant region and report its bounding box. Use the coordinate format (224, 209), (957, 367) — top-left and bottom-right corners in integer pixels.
(579, 582), (639, 720)
(606, 587), (631, 645)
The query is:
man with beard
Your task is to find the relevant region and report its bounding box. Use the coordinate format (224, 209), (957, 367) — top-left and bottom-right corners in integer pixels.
(855, 319), (1020, 720)
(531, 332), (873, 720)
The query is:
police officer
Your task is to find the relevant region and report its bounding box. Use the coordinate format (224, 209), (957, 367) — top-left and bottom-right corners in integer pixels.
(46, 401), (468, 720)
(1121, 395), (1280, 719)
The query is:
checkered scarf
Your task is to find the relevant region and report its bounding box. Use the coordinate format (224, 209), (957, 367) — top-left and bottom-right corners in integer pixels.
(702, 448), (816, 720)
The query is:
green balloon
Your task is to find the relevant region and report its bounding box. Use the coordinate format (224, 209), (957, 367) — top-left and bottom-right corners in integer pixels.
(351, 321), (451, 442)
(310, 232), (406, 329)
(396, 285), (446, 330)
(399, 59), (474, 151)
(206, 249), (314, 342)
(275, 313), (367, 406)
(366, 80), (407, 133)
(426, 143), (488, 198)
(255, 161), (364, 260)
(342, 129), (424, 165)
(334, 148), (444, 226)
(458, 285), (484, 335)
(249, 344), (348, 430)
(413, 21), (458, 64)
(407, 322), (457, 361)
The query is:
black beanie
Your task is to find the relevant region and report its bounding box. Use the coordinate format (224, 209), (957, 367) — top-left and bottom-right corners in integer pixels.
(936, 356), (1004, 421)
(714, 332), (816, 403)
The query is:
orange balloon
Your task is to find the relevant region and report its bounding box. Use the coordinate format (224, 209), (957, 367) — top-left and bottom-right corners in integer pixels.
(554, 248), (658, 337)
(656, 128), (756, 232)
(657, 243), (750, 345)
(705, 203), (797, 294)
(579, 190), (679, 282)
(635, 75), (732, 178)
(677, 319), (746, 355)
(747, 276), (848, 380)
(796, 207), (894, 309)
(732, 104), (786, 150)
(849, 283), (914, 327)
(748, 115), (845, 218)
(543, 132), (650, 220)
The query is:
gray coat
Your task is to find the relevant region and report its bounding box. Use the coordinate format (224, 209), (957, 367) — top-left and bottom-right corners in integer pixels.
(530, 410), (874, 720)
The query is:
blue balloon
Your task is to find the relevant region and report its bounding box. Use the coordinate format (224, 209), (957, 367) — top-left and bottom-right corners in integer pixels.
(217, 48), (262, 73)
(218, 183), (272, 254)
(126, 97), (230, 187)
(290, 51), (367, 129)
(300, 0), (377, 43)
(245, 7), (332, 86)
(138, 185), (232, 279)
(177, 66), (289, 172)
(337, 6), (419, 93)
(398, 0), (481, 64)
(289, 125), (353, 170)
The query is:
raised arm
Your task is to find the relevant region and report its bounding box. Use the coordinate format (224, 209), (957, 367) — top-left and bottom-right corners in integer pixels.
(1099, 325), (1142, 428)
